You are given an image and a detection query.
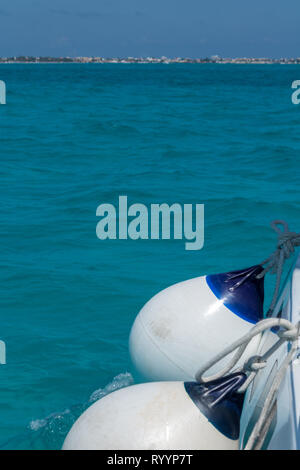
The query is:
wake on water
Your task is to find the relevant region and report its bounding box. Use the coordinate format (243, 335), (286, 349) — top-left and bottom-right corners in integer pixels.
(0, 373), (134, 450)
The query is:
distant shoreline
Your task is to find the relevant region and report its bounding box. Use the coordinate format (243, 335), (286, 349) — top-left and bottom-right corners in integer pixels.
(0, 57), (300, 65)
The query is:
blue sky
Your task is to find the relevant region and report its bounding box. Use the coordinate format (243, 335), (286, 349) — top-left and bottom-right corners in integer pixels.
(0, 0), (299, 57)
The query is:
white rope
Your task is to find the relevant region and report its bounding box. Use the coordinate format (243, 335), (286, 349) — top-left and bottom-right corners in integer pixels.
(195, 318), (295, 384)
(195, 317), (300, 450)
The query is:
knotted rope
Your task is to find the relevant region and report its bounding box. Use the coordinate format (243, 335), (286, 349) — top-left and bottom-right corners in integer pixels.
(257, 220), (300, 316)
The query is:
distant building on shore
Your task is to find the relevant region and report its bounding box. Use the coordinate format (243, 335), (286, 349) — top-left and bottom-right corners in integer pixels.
(0, 56), (300, 64)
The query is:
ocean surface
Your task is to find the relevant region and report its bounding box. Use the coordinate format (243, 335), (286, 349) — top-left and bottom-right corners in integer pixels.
(0, 64), (300, 449)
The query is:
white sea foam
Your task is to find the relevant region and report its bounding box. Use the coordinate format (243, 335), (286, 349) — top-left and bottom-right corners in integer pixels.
(29, 419), (48, 431)
(89, 372), (134, 402)
(29, 372), (134, 435)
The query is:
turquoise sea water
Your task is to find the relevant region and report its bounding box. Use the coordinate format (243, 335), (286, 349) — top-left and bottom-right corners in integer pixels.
(0, 64), (300, 449)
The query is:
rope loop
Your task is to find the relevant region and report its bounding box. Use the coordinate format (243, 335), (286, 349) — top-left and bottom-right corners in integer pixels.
(277, 327), (299, 341)
(195, 317), (298, 384)
(243, 355), (267, 372)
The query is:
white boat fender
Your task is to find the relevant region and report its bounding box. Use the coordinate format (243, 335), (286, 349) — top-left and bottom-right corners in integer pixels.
(63, 372), (247, 450)
(129, 265), (264, 381)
